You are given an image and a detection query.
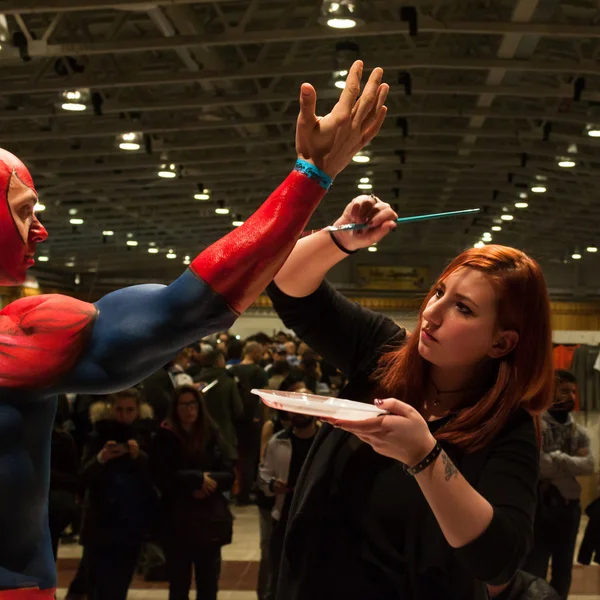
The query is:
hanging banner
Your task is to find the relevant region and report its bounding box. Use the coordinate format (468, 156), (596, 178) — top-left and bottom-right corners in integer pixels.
(356, 265), (429, 291)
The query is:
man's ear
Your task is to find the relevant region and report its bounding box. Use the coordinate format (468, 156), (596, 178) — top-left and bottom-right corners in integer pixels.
(488, 330), (519, 359)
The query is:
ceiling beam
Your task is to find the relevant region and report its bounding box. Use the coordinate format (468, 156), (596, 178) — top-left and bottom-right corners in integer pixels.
(1, 0), (237, 15)
(1, 55), (597, 95)
(1, 107), (596, 144)
(2, 18), (600, 59)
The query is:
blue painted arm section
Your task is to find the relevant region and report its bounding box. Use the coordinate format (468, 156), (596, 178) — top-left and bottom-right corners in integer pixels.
(56, 270), (236, 394)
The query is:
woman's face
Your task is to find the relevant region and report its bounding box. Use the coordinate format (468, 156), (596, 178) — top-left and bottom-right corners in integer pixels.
(113, 397), (139, 425)
(177, 392), (199, 425)
(419, 267), (515, 370)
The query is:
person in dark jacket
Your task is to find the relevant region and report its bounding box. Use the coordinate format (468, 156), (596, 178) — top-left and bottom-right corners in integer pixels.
(80, 388), (158, 600)
(194, 349), (243, 461)
(266, 194), (555, 600)
(49, 411), (80, 560)
(229, 341), (269, 505)
(150, 384), (235, 600)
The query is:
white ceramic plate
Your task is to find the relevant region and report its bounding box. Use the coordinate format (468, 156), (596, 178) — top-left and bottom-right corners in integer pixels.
(251, 389), (386, 421)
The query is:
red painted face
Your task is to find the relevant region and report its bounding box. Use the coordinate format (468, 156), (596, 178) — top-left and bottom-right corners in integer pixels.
(0, 148), (48, 286)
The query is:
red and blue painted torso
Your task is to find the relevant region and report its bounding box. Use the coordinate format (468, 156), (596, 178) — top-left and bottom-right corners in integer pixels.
(0, 159), (328, 596)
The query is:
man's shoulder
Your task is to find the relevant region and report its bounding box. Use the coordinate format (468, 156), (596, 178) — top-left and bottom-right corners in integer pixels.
(0, 294), (97, 389)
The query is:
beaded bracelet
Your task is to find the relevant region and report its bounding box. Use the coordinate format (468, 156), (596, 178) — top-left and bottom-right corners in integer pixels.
(294, 158), (333, 190)
(403, 442), (442, 476)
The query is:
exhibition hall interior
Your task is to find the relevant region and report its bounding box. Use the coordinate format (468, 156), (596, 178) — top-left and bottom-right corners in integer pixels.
(1, 0), (600, 599)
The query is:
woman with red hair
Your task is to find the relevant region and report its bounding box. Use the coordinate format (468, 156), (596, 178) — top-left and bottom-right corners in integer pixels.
(266, 195), (554, 600)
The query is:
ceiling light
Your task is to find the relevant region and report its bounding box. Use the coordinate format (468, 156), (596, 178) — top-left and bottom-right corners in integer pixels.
(60, 88), (90, 112)
(352, 151), (371, 164)
(515, 202), (528, 209)
(531, 185), (546, 193)
(117, 132), (142, 151)
(587, 246), (598, 253)
(491, 226), (502, 232)
(184, 255), (190, 261)
(69, 208), (78, 215)
(38, 256), (49, 262)
(70, 218), (84, 225)
(474, 241), (485, 249)
(166, 251), (177, 259)
(126, 240), (138, 247)
(558, 157), (576, 168)
(333, 70), (347, 89)
(148, 247), (159, 254)
(519, 192), (528, 199)
(158, 163), (177, 179)
(34, 202), (46, 212)
(194, 187), (211, 200)
(586, 124), (600, 138)
(102, 230), (114, 236)
(367, 245), (377, 252)
(215, 200), (229, 215)
(65, 261), (75, 267)
(500, 214), (514, 221)
(319, 0), (366, 29)
(482, 233), (492, 241)
(359, 177), (370, 183)
(183, 259), (191, 265)
(232, 214), (244, 227)
(357, 183), (373, 190)
(572, 252), (582, 260)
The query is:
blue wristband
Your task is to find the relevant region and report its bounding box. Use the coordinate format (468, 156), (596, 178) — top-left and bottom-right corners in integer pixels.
(294, 158), (333, 190)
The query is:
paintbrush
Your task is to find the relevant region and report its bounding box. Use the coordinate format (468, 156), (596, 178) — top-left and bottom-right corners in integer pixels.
(326, 207), (480, 233)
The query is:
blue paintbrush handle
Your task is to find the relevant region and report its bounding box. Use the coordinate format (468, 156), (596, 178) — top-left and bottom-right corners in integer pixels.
(327, 208), (480, 232)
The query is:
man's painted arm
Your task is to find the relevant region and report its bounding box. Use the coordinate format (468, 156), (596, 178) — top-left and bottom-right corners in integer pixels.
(57, 162), (330, 394)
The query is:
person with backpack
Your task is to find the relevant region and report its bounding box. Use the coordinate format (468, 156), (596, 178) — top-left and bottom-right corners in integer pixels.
(229, 342), (269, 505)
(193, 349), (243, 462)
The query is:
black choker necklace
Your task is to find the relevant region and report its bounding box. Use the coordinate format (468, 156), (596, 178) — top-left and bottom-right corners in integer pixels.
(430, 380), (487, 408)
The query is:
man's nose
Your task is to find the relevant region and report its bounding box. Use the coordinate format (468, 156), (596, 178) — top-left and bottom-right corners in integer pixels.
(29, 216), (48, 243)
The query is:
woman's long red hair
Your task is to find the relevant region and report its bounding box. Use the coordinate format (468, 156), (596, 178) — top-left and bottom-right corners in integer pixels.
(375, 245), (554, 452)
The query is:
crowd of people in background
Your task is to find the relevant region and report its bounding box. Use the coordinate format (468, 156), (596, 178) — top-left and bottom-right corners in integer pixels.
(50, 330), (344, 600)
(49, 327), (600, 600)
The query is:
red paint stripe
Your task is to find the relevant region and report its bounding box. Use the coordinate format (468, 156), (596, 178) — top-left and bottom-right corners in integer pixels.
(191, 169), (326, 314)
(0, 589), (55, 599)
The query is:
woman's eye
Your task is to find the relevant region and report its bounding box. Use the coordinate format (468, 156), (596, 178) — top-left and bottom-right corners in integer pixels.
(435, 287), (444, 298)
(457, 302), (472, 316)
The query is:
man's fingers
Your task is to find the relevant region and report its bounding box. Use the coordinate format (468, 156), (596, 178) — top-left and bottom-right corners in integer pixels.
(360, 83), (389, 131)
(298, 83), (318, 126)
(360, 105), (388, 146)
(332, 60), (363, 118)
(353, 69), (384, 127)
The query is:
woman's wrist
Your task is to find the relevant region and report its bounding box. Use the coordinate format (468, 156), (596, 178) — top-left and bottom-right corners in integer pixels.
(329, 231), (358, 255)
(405, 434), (439, 473)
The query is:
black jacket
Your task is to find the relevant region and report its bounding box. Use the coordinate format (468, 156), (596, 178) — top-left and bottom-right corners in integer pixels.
(49, 429), (79, 515)
(150, 422), (234, 549)
(80, 419), (158, 547)
(194, 366), (243, 460)
(267, 280), (539, 600)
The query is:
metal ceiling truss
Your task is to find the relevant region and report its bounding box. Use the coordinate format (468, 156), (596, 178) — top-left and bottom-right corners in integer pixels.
(1, 0), (599, 291)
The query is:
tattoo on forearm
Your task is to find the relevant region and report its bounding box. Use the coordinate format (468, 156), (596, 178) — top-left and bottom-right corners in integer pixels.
(441, 452), (458, 481)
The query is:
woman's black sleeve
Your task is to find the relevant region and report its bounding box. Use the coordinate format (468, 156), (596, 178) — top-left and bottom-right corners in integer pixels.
(453, 410), (539, 584)
(267, 280), (404, 376)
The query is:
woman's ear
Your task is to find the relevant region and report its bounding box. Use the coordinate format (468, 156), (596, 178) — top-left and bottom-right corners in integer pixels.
(488, 330), (519, 359)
